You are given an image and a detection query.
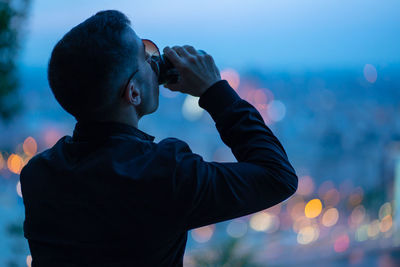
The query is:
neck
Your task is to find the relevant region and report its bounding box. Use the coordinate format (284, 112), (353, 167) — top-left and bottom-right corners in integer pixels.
(82, 107), (140, 129)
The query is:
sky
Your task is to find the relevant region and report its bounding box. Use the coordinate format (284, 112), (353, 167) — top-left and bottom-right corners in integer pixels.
(18, 0), (400, 71)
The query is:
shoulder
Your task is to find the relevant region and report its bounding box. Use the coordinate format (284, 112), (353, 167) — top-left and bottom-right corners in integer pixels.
(156, 137), (193, 154)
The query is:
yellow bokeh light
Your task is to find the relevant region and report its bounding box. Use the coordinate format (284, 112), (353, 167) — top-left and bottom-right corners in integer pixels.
(305, 199), (323, 218)
(221, 68), (240, 91)
(7, 154), (24, 174)
(23, 137), (37, 157)
(380, 215), (392, 233)
(321, 208), (339, 227)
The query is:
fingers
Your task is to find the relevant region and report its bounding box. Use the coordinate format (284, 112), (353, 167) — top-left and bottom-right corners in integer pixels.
(183, 45), (197, 55)
(164, 45), (206, 58)
(163, 45), (214, 72)
(172, 46), (191, 58)
(163, 46), (182, 67)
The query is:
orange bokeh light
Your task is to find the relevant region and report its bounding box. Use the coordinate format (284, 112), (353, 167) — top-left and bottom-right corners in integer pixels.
(7, 154), (24, 174)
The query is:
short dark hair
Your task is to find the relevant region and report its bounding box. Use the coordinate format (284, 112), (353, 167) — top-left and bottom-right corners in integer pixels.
(48, 10), (136, 120)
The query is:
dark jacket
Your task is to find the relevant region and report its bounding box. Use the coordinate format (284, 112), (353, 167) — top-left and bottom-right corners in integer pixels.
(20, 79), (298, 266)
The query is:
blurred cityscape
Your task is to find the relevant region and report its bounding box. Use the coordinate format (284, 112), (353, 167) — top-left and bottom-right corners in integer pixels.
(1, 63), (400, 266)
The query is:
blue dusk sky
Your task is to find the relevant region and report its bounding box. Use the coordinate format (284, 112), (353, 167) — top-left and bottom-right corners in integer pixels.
(19, 0), (400, 71)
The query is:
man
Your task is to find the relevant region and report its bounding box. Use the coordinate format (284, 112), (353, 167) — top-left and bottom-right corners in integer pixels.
(20, 10), (298, 267)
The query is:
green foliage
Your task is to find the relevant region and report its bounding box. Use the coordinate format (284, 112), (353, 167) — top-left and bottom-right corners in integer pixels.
(0, 0), (31, 122)
(5, 220), (28, 267)
(6, 220), (24, 236)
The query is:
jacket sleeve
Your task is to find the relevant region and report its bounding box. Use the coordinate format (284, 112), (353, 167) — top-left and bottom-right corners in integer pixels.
(159, 80), (298, 231)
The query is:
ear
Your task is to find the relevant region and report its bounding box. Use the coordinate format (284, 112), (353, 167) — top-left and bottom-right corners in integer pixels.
(124, 80), (141, 106)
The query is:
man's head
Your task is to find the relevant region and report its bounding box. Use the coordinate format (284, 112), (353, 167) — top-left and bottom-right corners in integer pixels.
(48, 10), (159, 123)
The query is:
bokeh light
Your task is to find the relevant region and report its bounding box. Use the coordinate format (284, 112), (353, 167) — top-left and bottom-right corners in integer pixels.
(182, 95), (204, 121)
(226, 219), (248, 238)
(0, 2), (399, 265)
(297, 225), (319, 245)
(355, 224), (369, 242)
(321, 208), (339, 227)
(220, 68), (240, 91)
(379, 215), (392, 233)
(350, 205), (366, 227)
(379, 202), (392, 220)
(334, 234), (349, 252)
(267, 100), (286, 122)
(7, 154), (24, 174)
(363, 64), (377, 83)
(191, 225), (215, 243)
(26, 255), (32, 267)
(367, 220), (380, 239)
(23, 136), (37, 157)
(16, 180), (23, 198)
(249, 211), (279, 232)
(44, 129), (62, 148)
(305, 199), (323, 218)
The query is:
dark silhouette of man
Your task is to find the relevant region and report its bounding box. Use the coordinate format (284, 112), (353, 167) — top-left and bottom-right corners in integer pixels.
(20, 10), (298, 267)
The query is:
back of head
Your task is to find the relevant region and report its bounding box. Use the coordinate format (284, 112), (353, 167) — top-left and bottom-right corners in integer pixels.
(48, 10), (136, 121)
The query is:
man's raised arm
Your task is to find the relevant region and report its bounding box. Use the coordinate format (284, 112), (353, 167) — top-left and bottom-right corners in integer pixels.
(160, 46), (298, 231)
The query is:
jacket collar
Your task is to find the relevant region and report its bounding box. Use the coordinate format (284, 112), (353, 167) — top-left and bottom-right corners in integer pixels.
(72, 120), (155, 142)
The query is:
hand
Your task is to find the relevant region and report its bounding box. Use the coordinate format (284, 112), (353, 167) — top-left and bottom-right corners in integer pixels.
(162, 45), (221, 97)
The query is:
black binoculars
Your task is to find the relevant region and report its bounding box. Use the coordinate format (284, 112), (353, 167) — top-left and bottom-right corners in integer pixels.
(149, 54), (180, 85)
